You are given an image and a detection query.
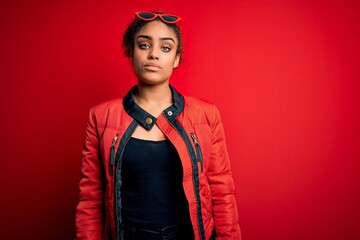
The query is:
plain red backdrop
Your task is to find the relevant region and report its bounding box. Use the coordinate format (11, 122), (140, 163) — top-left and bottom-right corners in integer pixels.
(1, 0), (359, 239)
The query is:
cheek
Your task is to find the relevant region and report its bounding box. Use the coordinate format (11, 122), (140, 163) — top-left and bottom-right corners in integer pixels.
(164, 55), (177, 67)
(132, 54), (142, 67)
(132, 59), (142, 75)
(132, 49), (144, 61)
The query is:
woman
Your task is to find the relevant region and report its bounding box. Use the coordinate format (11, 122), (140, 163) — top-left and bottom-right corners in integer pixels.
(76, 11), (241, 240)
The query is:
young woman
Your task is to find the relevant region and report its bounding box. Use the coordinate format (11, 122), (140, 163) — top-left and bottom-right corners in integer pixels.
(76, 11), (241, 240)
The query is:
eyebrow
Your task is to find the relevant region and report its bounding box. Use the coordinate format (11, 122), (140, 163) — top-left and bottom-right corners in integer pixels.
(136, 35), (175, 44)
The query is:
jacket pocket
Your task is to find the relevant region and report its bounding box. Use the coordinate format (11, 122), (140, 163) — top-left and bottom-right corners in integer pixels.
(190, 132), (204, 172)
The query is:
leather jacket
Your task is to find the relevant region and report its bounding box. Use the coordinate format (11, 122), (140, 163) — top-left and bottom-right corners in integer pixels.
(76, 85), (241, 240)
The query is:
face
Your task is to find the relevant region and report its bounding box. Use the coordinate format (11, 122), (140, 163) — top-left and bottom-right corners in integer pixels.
(132, 20), (180, 85)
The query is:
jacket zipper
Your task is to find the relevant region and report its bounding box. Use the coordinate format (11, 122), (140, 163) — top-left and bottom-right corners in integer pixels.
(163, 114), (205, 240)
(115, 135), (131, 240)
(190, 133), (204, 173)
(110, 135), (119, 176)
(113, 121), (138, 240)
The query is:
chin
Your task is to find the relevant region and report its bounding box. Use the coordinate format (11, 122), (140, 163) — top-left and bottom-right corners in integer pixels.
(137, 74), (169, 85)
(142, 80), (168, 86)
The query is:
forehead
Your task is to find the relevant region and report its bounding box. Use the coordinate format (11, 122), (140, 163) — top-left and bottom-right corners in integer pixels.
(135, 21), (178, 43)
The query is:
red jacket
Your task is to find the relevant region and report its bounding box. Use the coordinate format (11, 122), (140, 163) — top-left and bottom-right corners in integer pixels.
(76, 86), (241, 240)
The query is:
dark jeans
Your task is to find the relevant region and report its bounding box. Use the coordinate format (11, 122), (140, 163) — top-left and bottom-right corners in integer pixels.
(123, 223), (194, 240)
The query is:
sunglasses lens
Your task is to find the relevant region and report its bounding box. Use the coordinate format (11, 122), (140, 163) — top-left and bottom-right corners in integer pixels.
(162, 15), (179, 23)
(138, 12), (156, 19)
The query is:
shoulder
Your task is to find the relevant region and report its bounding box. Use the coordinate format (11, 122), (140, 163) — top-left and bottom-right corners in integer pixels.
(182, 95), (221, 126)
(89, 98), (123, 116)
(183, 95), (214, 108)
(87, 98), (125, 129)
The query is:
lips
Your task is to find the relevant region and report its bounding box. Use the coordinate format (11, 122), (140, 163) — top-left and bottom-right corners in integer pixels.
(144, 63), (162, 71)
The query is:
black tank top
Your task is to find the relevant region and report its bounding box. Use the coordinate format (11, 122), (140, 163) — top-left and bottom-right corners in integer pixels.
(121, 137), (191, 228)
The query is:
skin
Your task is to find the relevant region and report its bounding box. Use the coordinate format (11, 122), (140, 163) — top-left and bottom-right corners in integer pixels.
(130, 20), (181, 141)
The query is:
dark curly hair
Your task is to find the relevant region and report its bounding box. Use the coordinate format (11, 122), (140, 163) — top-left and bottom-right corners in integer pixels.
(122, 11), (183, 63)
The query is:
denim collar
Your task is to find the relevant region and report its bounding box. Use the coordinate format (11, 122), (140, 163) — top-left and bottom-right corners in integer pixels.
(122, 85), (184, 131)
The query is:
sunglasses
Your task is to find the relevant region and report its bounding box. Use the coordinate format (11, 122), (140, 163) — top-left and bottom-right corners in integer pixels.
(135, 12), (181, 24)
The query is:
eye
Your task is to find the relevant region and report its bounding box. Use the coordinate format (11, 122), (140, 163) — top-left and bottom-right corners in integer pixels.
(138, 43), (150, 49)
(161, 46), (171, 52)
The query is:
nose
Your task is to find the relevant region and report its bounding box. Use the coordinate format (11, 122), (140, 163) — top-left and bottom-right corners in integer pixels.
(148, 47), (159, 60)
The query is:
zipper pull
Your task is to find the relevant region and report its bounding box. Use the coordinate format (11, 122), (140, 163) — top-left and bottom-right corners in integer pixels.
(191, 133), (199, 145)
(190, 133), (203, 172)
(110, 136), (118, 175)
(111, 136), (118, 148)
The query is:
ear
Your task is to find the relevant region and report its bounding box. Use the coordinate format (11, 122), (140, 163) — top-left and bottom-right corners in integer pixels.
(173, 54), (180, 68)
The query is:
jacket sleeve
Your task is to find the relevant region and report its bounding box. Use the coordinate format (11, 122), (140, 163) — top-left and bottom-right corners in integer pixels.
(76, 107), (105, 240)
(207, 106), (241, 240)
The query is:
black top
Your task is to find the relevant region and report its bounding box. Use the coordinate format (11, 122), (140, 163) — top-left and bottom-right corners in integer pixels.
(121, 137), (191, 228)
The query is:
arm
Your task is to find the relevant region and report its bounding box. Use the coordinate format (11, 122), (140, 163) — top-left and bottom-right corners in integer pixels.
(207, 106), (241, 240)
(75, 107), (105, 240)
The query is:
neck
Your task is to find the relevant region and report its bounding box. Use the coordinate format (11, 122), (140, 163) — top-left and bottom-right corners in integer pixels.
(134, 82), (173, 107)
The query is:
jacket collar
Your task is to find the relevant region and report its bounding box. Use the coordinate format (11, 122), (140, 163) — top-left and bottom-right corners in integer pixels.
(122, 85), (184, 130)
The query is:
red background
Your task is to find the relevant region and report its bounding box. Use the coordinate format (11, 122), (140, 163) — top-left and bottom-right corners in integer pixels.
(1, 0), (359, 239)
